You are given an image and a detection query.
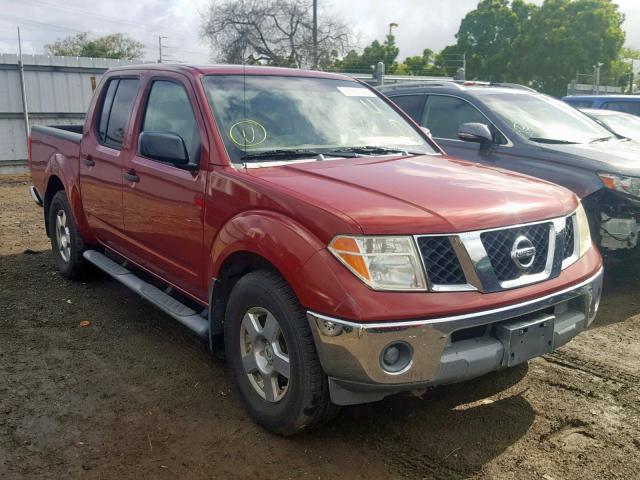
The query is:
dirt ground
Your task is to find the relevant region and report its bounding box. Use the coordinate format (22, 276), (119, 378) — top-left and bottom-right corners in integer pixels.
(1, 175), (639, 480)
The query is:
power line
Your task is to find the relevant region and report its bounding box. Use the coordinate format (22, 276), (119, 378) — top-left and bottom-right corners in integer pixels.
(16, 0), (201, 42)
(0, 14), (210, 62)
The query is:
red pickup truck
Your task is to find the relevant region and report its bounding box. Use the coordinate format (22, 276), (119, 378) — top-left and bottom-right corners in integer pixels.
(29, 64), (603, 435)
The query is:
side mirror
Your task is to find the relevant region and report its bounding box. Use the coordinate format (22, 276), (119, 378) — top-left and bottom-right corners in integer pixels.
(420, 126), (432, 137)
(458, 123), (493, 144)
(139, 131), (190, 166)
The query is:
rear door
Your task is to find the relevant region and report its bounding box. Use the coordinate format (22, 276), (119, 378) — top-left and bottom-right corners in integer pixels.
(120, 73), (208, 299)
(80, 76), (140, 246)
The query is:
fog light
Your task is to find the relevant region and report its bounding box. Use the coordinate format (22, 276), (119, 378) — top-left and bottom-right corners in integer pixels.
(380, 342), (413, 374)
(383, 346), (400, 365)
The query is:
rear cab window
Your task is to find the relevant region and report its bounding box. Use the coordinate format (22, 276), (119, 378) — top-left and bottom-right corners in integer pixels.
(96, 77), (140, 149)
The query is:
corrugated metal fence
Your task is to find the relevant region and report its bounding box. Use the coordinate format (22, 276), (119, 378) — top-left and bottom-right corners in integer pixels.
(0, 53), (141, 173)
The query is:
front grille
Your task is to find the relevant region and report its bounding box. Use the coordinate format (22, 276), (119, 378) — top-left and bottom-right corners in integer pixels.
(417, 236), (467, 285)
(481, 223), (551, 282)
(563, 215), (576, 259)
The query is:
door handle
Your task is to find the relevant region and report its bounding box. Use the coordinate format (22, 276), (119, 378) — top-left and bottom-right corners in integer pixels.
(83, 156), (95, 167)
(123, 171), (140, 183)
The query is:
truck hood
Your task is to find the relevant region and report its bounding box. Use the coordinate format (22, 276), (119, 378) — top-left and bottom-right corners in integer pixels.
(247, 155), (577, 235)
(538, 139), (640, 176)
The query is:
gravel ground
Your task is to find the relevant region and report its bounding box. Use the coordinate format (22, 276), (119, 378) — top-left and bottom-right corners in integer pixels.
(1, 175), (640, 480)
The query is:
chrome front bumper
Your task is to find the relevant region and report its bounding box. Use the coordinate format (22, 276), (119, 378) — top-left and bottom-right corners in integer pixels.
(307, 268), (603, 405)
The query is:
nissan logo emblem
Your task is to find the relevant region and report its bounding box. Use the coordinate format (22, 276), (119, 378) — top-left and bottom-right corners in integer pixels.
(511, 235), (537, 270)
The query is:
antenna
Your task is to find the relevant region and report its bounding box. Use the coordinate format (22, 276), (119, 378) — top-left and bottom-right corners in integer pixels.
(242, 54), (247, 168)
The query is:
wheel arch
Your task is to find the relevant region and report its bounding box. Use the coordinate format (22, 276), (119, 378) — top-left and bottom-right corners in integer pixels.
(207, 210), (327, 349)
(43, 175), (65, 236)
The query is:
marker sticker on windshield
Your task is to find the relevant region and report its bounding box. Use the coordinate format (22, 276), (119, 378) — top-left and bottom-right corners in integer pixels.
(229, 120), (267, 147)
(337, 86), (376, 97)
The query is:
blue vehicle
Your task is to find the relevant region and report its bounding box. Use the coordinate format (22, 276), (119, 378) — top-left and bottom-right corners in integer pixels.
(563, 95), (640, 117)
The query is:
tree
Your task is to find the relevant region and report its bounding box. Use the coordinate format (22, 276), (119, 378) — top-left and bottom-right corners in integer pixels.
(512, 0), (626, 96)
(200, 0), (351, 68)
(603, 47), (640, 91)
(333, 34), (400, 73)
(454, 0), (536, 81)
(395, 48), (447, 76)
(45, 32), (144, 60)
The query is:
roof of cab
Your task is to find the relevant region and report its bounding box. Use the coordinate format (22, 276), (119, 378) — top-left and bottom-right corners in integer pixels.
(380, 81), (537, 97)
(104, 63), (354, 81)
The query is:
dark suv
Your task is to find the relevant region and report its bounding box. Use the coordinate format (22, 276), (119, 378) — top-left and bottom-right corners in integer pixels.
(381, 81), (640, 255)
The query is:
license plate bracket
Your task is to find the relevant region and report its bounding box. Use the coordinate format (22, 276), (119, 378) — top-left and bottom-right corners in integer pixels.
(496, 314), (555, 367)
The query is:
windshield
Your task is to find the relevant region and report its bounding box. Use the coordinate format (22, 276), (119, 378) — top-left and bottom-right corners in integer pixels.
(482, 93), (613, 144)
(590, 111), (640, 140)
(202, 75), (436, 165)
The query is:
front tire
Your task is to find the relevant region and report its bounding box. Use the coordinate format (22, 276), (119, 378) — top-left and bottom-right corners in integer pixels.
(48, 191), (88, 279)
(224, 270), (338, 435)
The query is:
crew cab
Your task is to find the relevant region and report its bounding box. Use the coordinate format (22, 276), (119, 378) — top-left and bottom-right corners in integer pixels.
(29, 65), (603, 435)
(382, 82), (640, 254)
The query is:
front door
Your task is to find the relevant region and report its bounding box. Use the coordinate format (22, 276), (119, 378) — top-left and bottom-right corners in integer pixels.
(121, 75), (208, 300)
(421, 94), (510, 165)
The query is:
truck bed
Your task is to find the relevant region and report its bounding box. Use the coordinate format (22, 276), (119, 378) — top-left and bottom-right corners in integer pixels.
(29, 125), (83, 203)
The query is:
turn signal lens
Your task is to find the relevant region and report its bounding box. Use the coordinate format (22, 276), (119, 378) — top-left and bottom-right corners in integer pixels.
(575, 203), (592, 258)
(328, 236), (427, 291)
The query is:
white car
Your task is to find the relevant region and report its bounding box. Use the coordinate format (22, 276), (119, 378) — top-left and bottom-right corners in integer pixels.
(581, 108), (640, 141)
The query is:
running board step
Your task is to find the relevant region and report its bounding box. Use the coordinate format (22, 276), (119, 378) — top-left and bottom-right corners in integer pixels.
(83, 250), (209, 338)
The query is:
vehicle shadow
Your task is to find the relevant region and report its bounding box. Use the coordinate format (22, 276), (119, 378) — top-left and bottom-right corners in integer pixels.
(310, 364), (533, 479)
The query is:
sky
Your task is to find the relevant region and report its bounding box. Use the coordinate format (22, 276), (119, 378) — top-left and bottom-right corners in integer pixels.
(1, 0), (640, 63)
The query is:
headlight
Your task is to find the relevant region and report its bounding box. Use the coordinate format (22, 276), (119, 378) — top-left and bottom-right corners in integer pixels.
(575, 203), (592, 258)
(328, 236), (427, 291)
(598, 173), (640, 198)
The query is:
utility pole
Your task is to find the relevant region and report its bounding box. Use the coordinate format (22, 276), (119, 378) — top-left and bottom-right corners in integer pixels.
(593, 62), (603, 94)
(17, 27), (29, 142)
(312, 0), (318, 70)
(158, 35), (167, 63)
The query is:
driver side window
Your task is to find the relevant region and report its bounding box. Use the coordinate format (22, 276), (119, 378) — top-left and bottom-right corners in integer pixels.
(422, 95), (506, 144)
(141, 80), (201, 163)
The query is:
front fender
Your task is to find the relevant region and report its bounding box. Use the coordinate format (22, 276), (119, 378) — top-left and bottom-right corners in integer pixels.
(208, 210), (327, 305)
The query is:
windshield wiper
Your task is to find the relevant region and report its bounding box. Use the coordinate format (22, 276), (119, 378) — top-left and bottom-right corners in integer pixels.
(240, 149), (352, 162)
(590, 136), (615, 143)
(529, 137), (579, 145)
(325, 146), (421, 156)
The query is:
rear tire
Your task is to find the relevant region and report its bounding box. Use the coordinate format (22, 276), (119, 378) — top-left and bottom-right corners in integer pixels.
(224, 270), (339, 435)
(48, 191), (89, 279)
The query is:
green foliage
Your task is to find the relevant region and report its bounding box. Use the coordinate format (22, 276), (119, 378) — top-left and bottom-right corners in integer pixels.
(333, 34), (400, 73)
(396, 48), (448, 76)
(455, 0), (535, 81)
(329, 0), (627, 96)
(511, 0), (626, 96)
(45, 32), (144, 60)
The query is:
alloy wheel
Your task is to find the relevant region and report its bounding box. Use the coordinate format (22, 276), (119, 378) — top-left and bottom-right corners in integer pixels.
(239, 307), (291, 402)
